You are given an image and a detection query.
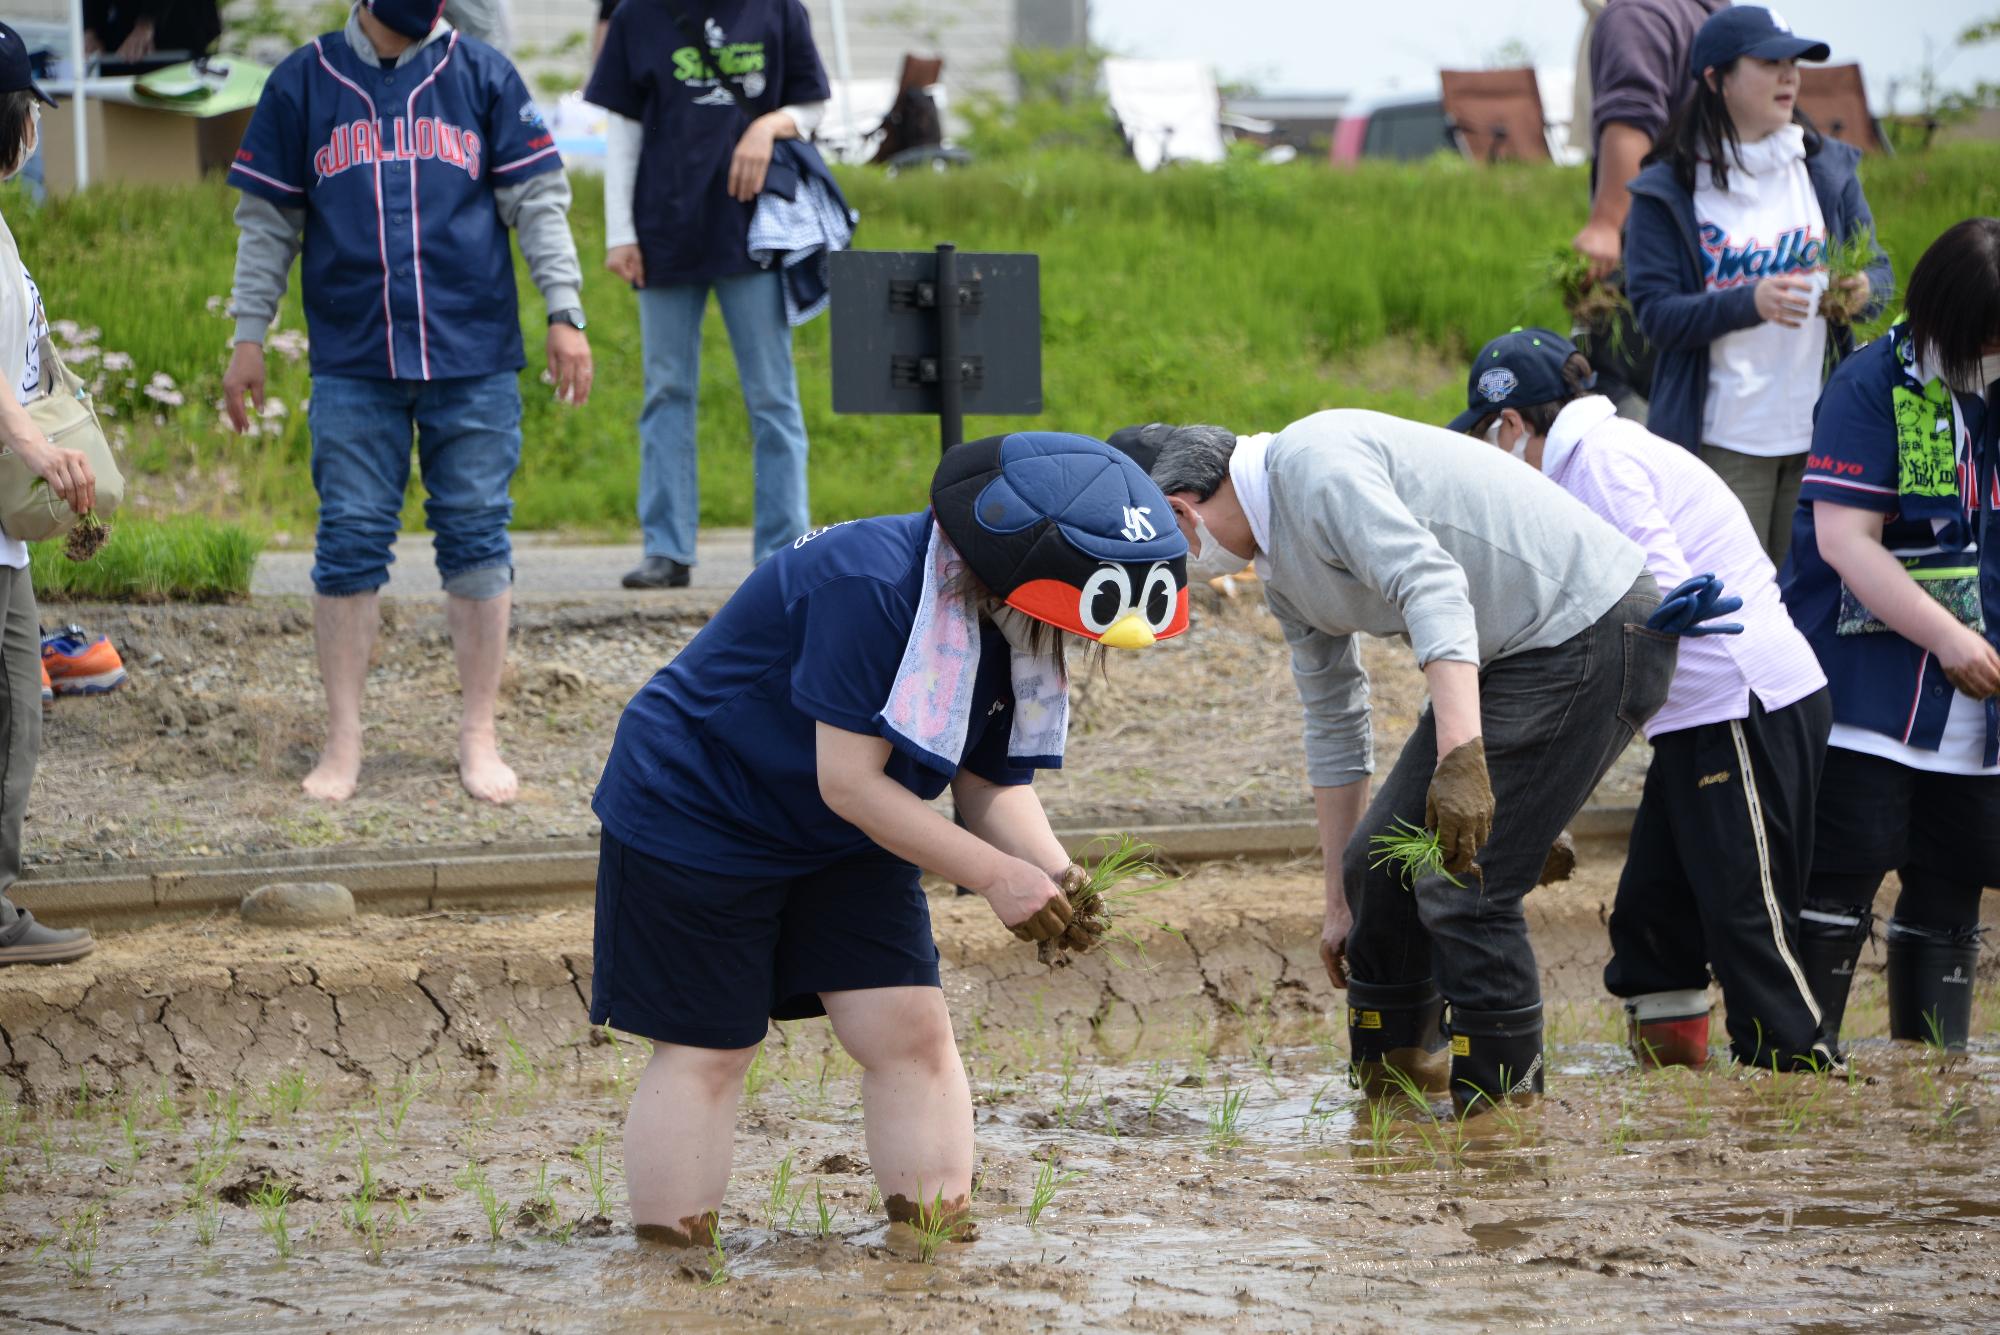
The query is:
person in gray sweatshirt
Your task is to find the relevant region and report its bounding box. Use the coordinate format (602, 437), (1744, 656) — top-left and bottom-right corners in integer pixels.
(1116, 410), (1678, 1109)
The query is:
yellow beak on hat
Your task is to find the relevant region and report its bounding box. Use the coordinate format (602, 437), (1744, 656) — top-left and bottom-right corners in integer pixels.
(1098, 612), (1157, 650)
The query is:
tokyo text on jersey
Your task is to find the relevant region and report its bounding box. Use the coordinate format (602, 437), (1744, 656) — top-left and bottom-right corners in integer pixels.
(229, 28), (562, 380)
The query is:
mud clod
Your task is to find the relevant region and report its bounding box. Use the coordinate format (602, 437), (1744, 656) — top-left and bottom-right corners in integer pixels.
(634, 1211), (719, 1250)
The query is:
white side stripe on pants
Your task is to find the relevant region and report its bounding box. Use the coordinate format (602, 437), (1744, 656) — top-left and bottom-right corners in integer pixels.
(1729, 719), (1824, 1028)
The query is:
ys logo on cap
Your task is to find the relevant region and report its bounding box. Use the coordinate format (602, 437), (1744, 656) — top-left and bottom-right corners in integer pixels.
(1119, 506), (1157, 543)
(1478, 368), (1519, 403)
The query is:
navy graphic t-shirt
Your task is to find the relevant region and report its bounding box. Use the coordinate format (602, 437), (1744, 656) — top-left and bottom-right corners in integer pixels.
(584, 0), (829, 287)
(593, 512), (1038, 878)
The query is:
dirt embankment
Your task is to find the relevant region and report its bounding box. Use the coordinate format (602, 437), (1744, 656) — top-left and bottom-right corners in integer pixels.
(29, 592), (1653, 874)
(7, 854), (1987, 1106)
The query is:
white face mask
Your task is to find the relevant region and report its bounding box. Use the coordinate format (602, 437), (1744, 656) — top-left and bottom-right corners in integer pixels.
(1485, 416), (1532, 462)
(989, 605), (1044, 655)
(1952, 354), (2000, 394)
(1185, 508), (1251, 581)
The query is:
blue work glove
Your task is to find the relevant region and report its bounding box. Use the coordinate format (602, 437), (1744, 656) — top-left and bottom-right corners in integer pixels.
(1646, 573), (1745, 637)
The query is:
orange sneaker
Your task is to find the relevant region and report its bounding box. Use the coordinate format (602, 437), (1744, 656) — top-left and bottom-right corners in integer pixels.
(41, 625), (128, 696)
(39, 660), (51, 707)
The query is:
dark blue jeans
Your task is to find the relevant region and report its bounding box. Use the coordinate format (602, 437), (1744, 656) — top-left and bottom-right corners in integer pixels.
(306, 371), (522, 598)
(1342, 580), (1674, 1012)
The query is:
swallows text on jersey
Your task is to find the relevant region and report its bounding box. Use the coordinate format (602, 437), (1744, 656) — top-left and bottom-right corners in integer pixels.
(312, 116), (492, 183)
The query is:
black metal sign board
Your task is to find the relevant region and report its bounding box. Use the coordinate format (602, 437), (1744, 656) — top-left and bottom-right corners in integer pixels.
(830, 245), (1042, 451)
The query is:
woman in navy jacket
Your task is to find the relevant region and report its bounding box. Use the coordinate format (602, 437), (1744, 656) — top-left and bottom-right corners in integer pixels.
(1624, 6), (1890, 564)
(1782, 219), (2000, 1053)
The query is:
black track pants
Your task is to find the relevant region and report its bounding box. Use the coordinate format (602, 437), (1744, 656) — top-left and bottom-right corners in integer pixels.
(1604, 689), (1832, 1065)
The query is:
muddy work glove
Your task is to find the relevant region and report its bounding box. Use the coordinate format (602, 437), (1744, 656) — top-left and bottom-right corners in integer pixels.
(1647, 573), (1744, 637)
(1425, 737), (1494, 877)
(1538, 830), (1577, 885)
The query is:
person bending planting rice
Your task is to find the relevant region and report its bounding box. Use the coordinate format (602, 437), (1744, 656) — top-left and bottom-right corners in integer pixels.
(1452, 327), (1833, 1073)
(1113, 414), (1705, 1110)
(589, 433), (1187, 1247)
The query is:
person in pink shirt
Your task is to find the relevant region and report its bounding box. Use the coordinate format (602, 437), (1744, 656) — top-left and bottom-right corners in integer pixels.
(1452, 327), (1834, 1072)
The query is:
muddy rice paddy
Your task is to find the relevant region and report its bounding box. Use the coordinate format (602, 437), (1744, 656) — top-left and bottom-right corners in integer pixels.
(0, 862), (1995, 1331)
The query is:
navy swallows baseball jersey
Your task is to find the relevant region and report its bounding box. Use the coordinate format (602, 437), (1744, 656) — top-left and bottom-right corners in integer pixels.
(229, 29), (561, 380)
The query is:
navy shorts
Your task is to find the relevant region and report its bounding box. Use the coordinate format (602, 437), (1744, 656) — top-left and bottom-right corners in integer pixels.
(589, 830), (942, 1049)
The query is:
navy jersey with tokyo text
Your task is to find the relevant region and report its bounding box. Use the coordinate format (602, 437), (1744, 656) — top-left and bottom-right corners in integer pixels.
(593, 512), (1039, 878)
(228, 29), (562, 380)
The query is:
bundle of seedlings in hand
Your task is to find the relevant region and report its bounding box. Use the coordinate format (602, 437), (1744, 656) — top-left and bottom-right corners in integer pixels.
(1818, 229), (1878, 324)
(62, 512), (111, 563)
(1368, 818), (1465, 890)
(1545, 246), (1631, 327)
(1036, 834), (1182, 967)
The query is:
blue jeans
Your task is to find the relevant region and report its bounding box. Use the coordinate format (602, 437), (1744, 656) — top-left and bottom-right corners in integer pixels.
(307, 371), (522, 598)
(637, 268), (810, 566)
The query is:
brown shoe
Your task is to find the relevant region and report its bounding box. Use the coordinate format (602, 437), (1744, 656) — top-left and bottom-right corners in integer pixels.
(0, 919), (95, 966)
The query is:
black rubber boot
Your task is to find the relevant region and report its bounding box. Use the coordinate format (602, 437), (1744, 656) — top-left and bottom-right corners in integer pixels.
(1346, 977), (1448, 1099)
(1885, 919), (1981, 1050)
(1798, 901), (1873, 1050)
(1446, 1002), (1544, 1113)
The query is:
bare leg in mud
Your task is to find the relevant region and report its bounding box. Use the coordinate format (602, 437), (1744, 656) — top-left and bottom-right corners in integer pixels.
(447, 590), (519, 805)
(821, 986), (975, 1235)
(303, 591), (377, 802)
(625, 1040), (759, 1246)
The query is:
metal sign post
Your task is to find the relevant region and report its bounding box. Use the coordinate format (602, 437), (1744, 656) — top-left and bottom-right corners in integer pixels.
(830, 243), (1042, 451)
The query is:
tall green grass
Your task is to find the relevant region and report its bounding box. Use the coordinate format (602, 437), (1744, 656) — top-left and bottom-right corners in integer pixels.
(30, 517), (261, 602)
(7, 144), (1999, 536)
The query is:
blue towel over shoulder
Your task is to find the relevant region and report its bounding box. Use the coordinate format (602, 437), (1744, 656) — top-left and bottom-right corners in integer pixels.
(748, 140), (858, 326)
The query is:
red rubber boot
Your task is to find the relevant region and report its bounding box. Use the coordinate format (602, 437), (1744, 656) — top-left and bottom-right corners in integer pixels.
(1625, 989), (1712, 1069)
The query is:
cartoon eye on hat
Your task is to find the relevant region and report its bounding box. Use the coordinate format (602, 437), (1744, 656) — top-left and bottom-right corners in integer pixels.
(932, 432), (1191, 649)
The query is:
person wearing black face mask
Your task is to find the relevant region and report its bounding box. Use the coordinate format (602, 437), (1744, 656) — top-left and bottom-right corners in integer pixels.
(1782, 217), (2000, 1055)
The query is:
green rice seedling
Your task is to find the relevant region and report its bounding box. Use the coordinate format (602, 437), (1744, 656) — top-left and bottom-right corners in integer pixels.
(571, 1133), (612, 1219)
(1303, 1078), (1347, 1138)
(0, 1101), (20, 1150)
(596, 1022), (639, 1099)
(1916, 1067), (1974, 1135)
(262, 1070), (315, 1124)
(908, 1185), (959, 1263)
(43, 1204), (102, 1284)
(1039, 834), (1184, 967)
(1026, 1157), (1080, 1228)
(374, 1074), (426, 1141)
(250, 1181), (294, 1260)
(190, 1193), (222, 1248)
(1207, 1084), (1250, 1154)
(812, 1180), (838, 1239)
(499, 1029), (541, 1091)
(117, 1098), (145, 1172)
(742, 1046), (771, 1101)
(1607, 1090), (1635, 1154)
(204, 1087), (245, 1148)
(37, 1130), (55, 1174)
(69, 1070), (101, 1124)
(1368, 818), (1465, 890)
(153, 1080), (183, 1135)
(698, 1233), (730, 1288)
(455, 1160), (506, 1242)
(867, 1182), (881, 1214)
(1099, 1091), (1122, 1142)
(1144, 1064), (1177, 1126)
(764, 1153), (806, 1230)
(1819, 228), (1880, 324)
(1682, 1080), (1714, 1138)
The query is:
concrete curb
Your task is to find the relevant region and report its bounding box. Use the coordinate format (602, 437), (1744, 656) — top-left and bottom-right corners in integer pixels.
(11, 804), (1641, 930)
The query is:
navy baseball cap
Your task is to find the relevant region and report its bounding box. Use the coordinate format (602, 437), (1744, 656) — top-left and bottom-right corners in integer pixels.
(1446, 327), (1591, 434)
(1690, 6), (1830, 77)
(0, 24), (57, 108)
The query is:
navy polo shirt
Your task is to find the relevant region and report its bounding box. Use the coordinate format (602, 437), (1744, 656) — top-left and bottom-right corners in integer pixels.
(583, 0), (828, 287)
(229, 30), (563, 380)
(594, 512), (1037, 877)
(1784, 334), (1999, 754)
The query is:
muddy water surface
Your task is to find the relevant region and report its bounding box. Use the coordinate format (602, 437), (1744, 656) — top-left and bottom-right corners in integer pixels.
(0, 1018), (1994, 1332)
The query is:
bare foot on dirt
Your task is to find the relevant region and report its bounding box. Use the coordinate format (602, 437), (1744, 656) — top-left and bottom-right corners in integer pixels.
(301, 734), (362, 802)
(459, 730), (519, 805)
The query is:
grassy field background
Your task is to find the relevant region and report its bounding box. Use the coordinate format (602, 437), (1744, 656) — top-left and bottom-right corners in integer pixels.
(9, 144), (2000, 544)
